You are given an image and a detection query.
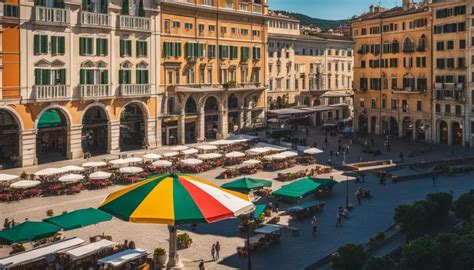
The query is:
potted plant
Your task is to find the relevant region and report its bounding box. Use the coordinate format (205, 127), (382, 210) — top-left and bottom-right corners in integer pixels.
(20, 171), (28, 180)
(46, 209), (54, 217)
(176, 233), (193, 249)
(153, 247), (167, 266)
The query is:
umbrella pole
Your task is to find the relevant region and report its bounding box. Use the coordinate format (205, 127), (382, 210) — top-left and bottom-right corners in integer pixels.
(167, 225), (184, 269)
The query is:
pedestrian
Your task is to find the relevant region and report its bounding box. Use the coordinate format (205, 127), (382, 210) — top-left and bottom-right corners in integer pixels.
(199, 260), (205, 270)
(399, 152), (404, 162)
(10, 219), (15, 227)
(215, 241), (220, 260)
(275, 201), (279, 213)
(3, 218), (9, 230)
(123, 240), (128, 250)
(128, 241), (136, 249)
(432, 175), (436, 187)
(361, 173), (366, 183)
(356, 189), (361, 206)
(336, 151), (339, 157)
(314, 141), (318, 148)
(330, 149), (333, 156)
(338, 144), (342, 152)
(346, 145), (350, 154)
(306, 128), (309, 137)
(336, 209), (342, 227)
(370, 138), (374, 145)
(311, 216), (318, 237)
(211, 244), (216, 261)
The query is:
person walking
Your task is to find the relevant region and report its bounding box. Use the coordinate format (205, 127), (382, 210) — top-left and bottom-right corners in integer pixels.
(356, 189), (361, 206)
(399, 152), (404, 162)
(311, 216), (318, 237)
(199, 260), (205, 270)
(215, 241), (220, 260)
(211, 244), (216, 261)
(432, 175), (436, 187)
(336, 209), (342, 227)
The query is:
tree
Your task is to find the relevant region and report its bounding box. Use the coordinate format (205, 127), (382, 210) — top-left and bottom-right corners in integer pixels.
(426, 192), (452, 223)
(332, 244), (368, 270)
(435, 233), (458, 270)
(451, 234), (474, 270)
(453, 193), (474, 221)
(362, 257), (396, 270)
(401, 236), (441, 270)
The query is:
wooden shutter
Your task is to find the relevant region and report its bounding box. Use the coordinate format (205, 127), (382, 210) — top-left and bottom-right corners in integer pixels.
(80, 69), (85, 84)
(59, 37), (65, 54)
(120, 40), (124, 57)
(40, 35), (48, 54)
(35, 69), (42, 85)
(101, 70), (108, 84)
(58, 69), (66, 84)
(34, 35), (40, 55)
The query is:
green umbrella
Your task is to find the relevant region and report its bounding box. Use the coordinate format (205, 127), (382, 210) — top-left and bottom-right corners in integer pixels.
(312, 178), (337, 189)
(0, 221), (61, 245)
(43, 208), (112, 231)
(221, 177), (272, 192)
(273, 178), (321, 199)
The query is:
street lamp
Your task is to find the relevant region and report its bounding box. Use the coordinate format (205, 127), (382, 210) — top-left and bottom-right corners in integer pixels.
(246, 215), (253, 270)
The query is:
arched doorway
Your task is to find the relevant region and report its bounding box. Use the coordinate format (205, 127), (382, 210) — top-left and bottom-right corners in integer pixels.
(370, 116), (377, 134)
(228, 94), (240, 133)
(415, 120), (426, 141)
(302, 96), (310, 106)
(0, 109), (20, 168)
(204, 96), (219, 139)
(358, 114), (368, 134)
(120, 103), (145, 151)
(452, 122), (462, 146)
(276, 96), (283, 109)
(36, 108), (68, 164)
(184, 97), (197, 144)
(439, 121), (448, 144)
(402, 117), (413, 139)
(82, 105), (108, 155)
(389, 117), (398, 136)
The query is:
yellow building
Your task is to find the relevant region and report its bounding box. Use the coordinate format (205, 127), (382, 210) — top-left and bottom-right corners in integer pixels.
(352, 0), (432, 141)
(159, 0), (268, 145)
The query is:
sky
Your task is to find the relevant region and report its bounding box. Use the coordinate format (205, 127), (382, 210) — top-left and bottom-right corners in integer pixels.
(269, 0), (400, 20)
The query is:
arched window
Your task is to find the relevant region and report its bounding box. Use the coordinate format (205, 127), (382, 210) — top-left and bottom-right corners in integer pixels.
(119, 61), (133, 85)
(167, 96), (175, 114)
(136, 61), (149, 84)
(185, 97), (197, 114)
(403, 37), (414, 53)
(391, 39), (399, 53)
(403, 73), (414, 91)
(418, 35), (426, 51)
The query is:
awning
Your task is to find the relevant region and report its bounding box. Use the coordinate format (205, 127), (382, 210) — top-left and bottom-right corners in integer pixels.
(226, 134), (259, 141)
(254, 224), (282, 234)
(253, 204), (268, 219)
(312, 178), (337, 189)
(37, 110), (63, 129)
(97, 248), (150, 267)
(286, 200), (325, 213)
(320, 90), (354, 98)
(272, 178), (321, 199)
(43, 208), (112, 231)
(221, 177), (272, 192)
(0, 238), (85, 269)
(267, 108), (308, 115)
(64, 239), (116, 260)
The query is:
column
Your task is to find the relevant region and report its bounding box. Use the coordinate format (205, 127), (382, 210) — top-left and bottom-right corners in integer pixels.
(68, 124), (83, 160)
(448, 121), (453, 145)
(109, 120), (120, 154)
(155, 117), (162, 148)
(239, 107), (245, 130)
(145, 117), (158, 149)
(218, 109), (228, 139)
(177, 114), (186, 145)
(20, 129), (36, 167)
(197, 109), (205, 142)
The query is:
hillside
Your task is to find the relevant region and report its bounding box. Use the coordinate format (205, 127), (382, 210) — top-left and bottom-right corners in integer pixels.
(273, 11), (348, 30)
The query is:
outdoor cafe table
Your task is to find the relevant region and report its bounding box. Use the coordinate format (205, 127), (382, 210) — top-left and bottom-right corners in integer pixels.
(97, 248), (150, 268)
(248, 234), (265, 245)
(254, 224), (282, 235)
(0, 237), (85, 269)
(64, 239), (116, 261)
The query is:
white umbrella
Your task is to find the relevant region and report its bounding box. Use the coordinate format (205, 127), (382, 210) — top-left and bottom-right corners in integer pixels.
(143, 153), (162, 160)
(304, 148), (323, 155)
(246, 147), (271, 156)
(196, 145), (218, 151)
(163, 152), (180, 158)
(58, 174), (84, 183)
(119, 167), (144, 174)
(109, 159), (130, 166)
(89, 171), (112, 180)
(83, 161), (107, 168)
(209, 140), (235, 146)
(226, 151), (245, 158)
(243, 159), (262, 165)
(124, 157), (143, 163)
(61, 165), (85, 172)
(35, 168), (64, 177)
(197, 153), (222, 160)
(181, 159), (203, 166)
(182, 148), (198, 155)
(152, 160), (173, 168)
(280, 151), (298, 158)
(263, 154), (286, 161)
(10, 180), (41, 189)
(170, 146), (189, 151)
(0, 174), (19, 183)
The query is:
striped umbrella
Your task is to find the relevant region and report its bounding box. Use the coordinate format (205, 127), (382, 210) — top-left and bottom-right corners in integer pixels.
(98, 173), (253, 268)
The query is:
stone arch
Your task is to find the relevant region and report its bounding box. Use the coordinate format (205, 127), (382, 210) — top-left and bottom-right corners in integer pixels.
(389, 117), (398, 136)
(80, 102), (111, 124)
(81, 103), (110, 155)
(228, 94), (239, 110)
(0, 107), (22, 168)
(204, 96), (220, 113)
(302, 95), (310, 106)
(358, 114), (368, 134)
(370, 115), (377, 134)
(0, 105), (24, 130)
(184, 96), (198, 115)
(119, 101), (149, 151)
(402, 116), (413, 139)
(415, 119), (426, 141)
(452, 121), (462, 146)
(35, 104), (72, 128)
(439, 120), (448, 144)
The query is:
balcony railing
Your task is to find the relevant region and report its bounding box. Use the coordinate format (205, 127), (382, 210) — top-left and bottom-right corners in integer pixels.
(80, 84), (111, 99)
(80, 11), (110, 28)
(120, 84), (151, 96)
(162, 0), (195, 3)
(223, 1), (233, 9)
(1, 3), (20, 19)
(119, 15), (151, 31)
(33, 6), (69, 24)
(403, 44), (415, 53)
(34, 85), (69, 101)
(239, 3), (248, 12)
(252, 4), (262, 13)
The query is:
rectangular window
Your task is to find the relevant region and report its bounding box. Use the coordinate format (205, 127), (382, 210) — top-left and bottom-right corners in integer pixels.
(120, 39), (132, 57)
(436, 41), (444, 51)
(51, 36), (65, 55)
(252, 47), (261, 61)
(382, 98), (386, 109)
(79, 37), (93, 56)
(219, 45), (229, 59)
(371, 98), (376, 109)
(229, 46), (238, 60)
(209, 25), (216, 32)
(119, 70), (132, 84)
(35, 69), (66, 85)
(184, 23), (193, 30)
(417, 100), (422, 111)
(136, 41), (148, 57)
(241, 47), (250, 61)
(136, 69), (149, 84)
(208, 45), (216, 59)
(34, 35), (49, 55)
(163, 42), (182, 58)
(391, 99), (397, 110)
(96, 38), (108, 56)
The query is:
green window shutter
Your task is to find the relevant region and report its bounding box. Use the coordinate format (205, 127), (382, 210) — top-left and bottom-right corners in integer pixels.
(119, 70), (124, 84)
(58, 69), (66, 84)
(120, 40), (124, 57)
(80, 69), (85, 84)
(127, 40), (131, 56)
(136, 70), (141, 84)
(59, 37), (65, 54)
(176, 42), (182, 57)
(144, 42), (147, 57)
(79, 38), (84, 55)
(101, 70), (108, 84)
(103, 39), (108, 56)
(88, 38), (93, 55)
(35, 69), (42, 85)
(43, 69), (51, 85)
(86, 70), (94, 84)
(96, 39), (101, 55)
(163, 42), (168, 57)
(126, 70), (131, 84)
(40, 35), (48, 54)
(51, 37), (57, 54)
(34, 35), (40, 55)
(136, 41), (140, 57)
(144, 70), (149, 84)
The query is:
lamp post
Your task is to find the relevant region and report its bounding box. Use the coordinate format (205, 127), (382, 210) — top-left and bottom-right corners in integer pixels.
(247, 215), (253, 270)
(344, 152), (349, 209)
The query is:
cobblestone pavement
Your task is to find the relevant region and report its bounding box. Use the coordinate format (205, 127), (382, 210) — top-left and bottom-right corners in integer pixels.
(1, 128), (474, 269)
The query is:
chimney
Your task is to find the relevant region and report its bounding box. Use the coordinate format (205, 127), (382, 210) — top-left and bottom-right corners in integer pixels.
(369, 5), (374, 13)
(403, 0), (413, 10)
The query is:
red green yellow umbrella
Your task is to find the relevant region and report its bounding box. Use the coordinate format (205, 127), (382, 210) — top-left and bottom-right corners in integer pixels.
(98, 173), (254, 268)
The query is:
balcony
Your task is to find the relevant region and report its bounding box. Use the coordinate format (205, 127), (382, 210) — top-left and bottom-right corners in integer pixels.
(252, 4), (262, 13)
(33, 6), (69, 25)
(80, 11), (110, 28)
(1, 3), (20, 22)
(239, 3), (249, 12)
(403, 43), (415, 53)
(33, 85), (69, 101)
(119, 15), (151, 32)
(80, 84), (112, 99)
(161, 0), (195, 3)
(120, 84), (151, 97)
